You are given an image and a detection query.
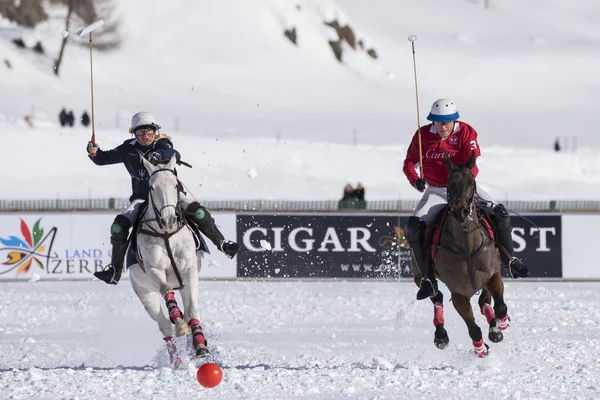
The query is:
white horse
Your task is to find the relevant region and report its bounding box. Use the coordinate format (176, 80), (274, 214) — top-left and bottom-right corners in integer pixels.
(128, 155), (209, 365)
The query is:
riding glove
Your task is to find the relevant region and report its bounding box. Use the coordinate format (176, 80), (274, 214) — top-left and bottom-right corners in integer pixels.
(414, 178), (427, 192)
(87, 141), (99, 155)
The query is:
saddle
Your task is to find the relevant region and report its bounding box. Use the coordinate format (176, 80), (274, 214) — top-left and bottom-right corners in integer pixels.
(425, 205), (496, 265)
(126, 202), (210, 270)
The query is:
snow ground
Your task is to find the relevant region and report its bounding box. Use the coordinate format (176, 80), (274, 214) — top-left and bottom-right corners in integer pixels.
(0, 280), (598, 399)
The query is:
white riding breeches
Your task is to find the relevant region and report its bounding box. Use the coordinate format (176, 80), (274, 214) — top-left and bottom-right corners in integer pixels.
(413, 186), (495, 226)
(119, 192), (197, 224)
(120, 199), (146, 224)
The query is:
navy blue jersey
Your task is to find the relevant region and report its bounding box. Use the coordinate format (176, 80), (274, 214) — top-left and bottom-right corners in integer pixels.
(89, 138), (181, 201)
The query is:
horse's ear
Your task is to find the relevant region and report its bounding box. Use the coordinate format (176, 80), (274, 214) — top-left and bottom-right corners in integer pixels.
(443, 154), (454, 170)
(142, 156), (156, 173)
(466, 150), (476, 170)
(166, 154), (178, 170)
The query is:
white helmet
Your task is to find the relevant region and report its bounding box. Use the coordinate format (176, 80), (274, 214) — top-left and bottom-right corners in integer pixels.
(129, 112), (161, 133)
(427, 99), (460, 122)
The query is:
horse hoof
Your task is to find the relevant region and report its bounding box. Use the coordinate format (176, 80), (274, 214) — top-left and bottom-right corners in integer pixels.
(489, 327), (504, 343)
(174, 319), (190, 336)
(196, 344), (210, 358)
(435, 340), (449, 350)
(434, 323), (449, 350)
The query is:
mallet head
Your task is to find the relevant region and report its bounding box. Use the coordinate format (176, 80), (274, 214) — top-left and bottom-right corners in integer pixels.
(77, 20), (105, 37)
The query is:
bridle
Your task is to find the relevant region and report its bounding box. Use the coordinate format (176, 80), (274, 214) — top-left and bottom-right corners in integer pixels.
(143, 168), (184, 234)
(445, 171), (486, 293)
(138, 167), (187, 290)
(447, 173), (477, 221)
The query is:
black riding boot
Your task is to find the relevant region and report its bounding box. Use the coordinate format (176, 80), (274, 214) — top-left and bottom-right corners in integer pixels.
(94, 215), (130, 284)
(492, 204), (530, 278)
(405, 216), (437, 300)
(185, 202), (240, 259)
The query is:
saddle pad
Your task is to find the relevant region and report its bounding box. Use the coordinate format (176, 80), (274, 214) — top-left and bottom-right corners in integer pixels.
(126, 214), (210, 269)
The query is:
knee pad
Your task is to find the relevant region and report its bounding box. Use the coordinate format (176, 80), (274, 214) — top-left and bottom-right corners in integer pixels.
(492, 204), (511, 230)
(110, 214), (131, 241)
(405, 216), (426, 243)
(186, 202), (212, 225)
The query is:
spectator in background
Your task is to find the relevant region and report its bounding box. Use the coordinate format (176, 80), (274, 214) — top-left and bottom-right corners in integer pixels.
(353, 183), (365, 201)
(66, 110), (75, 127)
(341, 183), (354, 201)
(338, 182), (367, 210)
(554, 137), (561, 152)
(59, 108), (67, 127)
(81, 111), (90, 127)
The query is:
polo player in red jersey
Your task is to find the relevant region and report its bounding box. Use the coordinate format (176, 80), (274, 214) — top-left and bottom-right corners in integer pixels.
(403, 99), (530, 300)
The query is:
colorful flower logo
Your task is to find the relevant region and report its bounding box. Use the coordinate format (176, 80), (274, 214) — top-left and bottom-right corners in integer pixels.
(0, 218), (57, 276)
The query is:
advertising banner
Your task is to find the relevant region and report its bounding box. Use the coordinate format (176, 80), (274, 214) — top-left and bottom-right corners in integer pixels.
(508, 214), (562, 278)
(237, 212), (562, 279)
(237, 213), (409, 278)
(0, 212), (236, 280)
(0, 212), (113, 280)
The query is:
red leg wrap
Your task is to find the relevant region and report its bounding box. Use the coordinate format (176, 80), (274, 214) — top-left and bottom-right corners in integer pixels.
(496, 315), (509, 330)
(188, 318), (207, 346)
(164, 292), (183, 324)
(163, 336), (182, 367)
(473, 338), (487, 358)
(433, 302), (445, 327)
(481, 303), (495, 325)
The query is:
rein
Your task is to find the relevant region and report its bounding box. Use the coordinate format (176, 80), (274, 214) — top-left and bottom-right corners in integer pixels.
(446, 180), (491, 293)
(138, 167), (186, 290)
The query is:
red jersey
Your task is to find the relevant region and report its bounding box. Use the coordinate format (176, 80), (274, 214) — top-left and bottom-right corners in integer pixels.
(403, 122), (480, 187)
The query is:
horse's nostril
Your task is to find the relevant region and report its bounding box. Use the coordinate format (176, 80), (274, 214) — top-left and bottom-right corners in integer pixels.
(161, 217), (168, 226)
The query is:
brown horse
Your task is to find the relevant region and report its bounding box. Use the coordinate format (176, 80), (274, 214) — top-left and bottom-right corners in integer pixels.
(411, 152), (509, 357)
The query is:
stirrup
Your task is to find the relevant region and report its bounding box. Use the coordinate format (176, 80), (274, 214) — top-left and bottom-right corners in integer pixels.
(93, 264), (122, 285)
(416, 278), (436, 300)
(505, 258), (530, 279)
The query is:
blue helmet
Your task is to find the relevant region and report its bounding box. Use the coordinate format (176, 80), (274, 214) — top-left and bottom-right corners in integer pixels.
(427, 99), (459, 122)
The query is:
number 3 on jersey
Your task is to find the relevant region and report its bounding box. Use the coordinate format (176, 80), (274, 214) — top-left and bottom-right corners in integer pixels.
(469, 140), (477, 150)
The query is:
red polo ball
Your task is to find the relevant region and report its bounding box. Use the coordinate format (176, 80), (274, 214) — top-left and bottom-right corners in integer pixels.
(197, 362), (223, 388)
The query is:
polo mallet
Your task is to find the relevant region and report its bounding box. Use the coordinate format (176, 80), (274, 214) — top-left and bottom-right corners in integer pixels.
(408, 35), (424, 178)
(78, 20), (104, 156)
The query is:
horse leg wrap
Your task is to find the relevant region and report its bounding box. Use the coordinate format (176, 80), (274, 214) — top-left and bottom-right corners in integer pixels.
(433, 302), (445, 327)
(481, 303), (496, 325)
(473, 339), (488, 358)
(163, 336), (182, 367)
(188, 318), (208, 347)
(164, 292), (183, 324)
(496, 315), (509, 331)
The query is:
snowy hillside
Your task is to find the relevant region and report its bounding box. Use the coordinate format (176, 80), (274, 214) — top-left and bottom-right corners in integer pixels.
(2, 0), (600, 148)
(2, 0), (600, 201)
